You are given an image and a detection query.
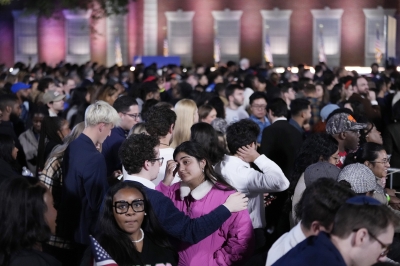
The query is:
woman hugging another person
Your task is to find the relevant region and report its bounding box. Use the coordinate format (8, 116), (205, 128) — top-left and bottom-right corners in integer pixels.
(157, 141), (254, 266)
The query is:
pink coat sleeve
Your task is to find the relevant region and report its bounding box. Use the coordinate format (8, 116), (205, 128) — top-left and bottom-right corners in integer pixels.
(155, 181), (176, 197)
(213, 209), (255, 265)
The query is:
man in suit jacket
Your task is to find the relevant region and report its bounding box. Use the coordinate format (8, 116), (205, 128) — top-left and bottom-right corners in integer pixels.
(260, 98), (303, 246)
(260, 98), (303, 177)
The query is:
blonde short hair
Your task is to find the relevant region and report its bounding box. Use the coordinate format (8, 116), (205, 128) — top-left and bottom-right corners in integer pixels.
(84, 100), (121, 127)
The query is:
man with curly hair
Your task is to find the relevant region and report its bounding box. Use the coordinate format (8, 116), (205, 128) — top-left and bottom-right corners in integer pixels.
(119, 133), (250, 245)
(144, 104), (178, 185)
(215, 119), (288, 251)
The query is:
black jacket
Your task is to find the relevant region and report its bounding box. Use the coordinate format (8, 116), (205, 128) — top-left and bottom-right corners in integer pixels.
(260, 120), (303, 178)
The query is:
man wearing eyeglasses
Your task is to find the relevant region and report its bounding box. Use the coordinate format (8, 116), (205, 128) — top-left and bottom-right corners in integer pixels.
(102, 96), (140, 176)
(273, 196), (398, 266)
(248, 92), (270, 145)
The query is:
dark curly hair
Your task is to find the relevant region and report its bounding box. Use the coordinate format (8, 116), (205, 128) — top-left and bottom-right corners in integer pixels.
(144, 105), (177, 137)
(97, 181), (174, 266)
(287, 133), (338, 202)
(226, 119), (260, 155)
(174, 141), (235, 191)
(190, 123), (226, 165)
(119, 134), (160, 175)
(0, 177), (51, 264)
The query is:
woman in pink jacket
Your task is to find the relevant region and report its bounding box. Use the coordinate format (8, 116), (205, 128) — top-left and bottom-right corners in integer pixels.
(156, 141), (254, 266)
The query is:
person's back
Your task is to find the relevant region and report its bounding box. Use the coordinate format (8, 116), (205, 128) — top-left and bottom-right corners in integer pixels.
(274, 196), (398, 266)
(260, 98), (302, 177)
(57, 101), (120, 262)
(144, 104), (178, 185)
(59, 133), (108, 243)
(102, 96), (140, 176)
(266, 178), (355, 266)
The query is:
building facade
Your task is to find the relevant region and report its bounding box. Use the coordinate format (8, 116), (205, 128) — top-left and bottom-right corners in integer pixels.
(0, 0), (399, 67)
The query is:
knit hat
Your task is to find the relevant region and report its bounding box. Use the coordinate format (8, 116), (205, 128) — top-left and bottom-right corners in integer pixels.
(326, 113), (367, 135)
(11, 82), (30, 94)
(43, 91), (65, 104)
(211, 118), (228, 134)
(320, 104), (339, 122)
(338, 163), (377, 194)
(304, 162), (341, 187)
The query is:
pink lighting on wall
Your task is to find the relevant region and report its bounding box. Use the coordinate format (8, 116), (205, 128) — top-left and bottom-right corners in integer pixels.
(90, 17), (107, 65)
(0, 20), (14, 66)
(128, 1), (138, 62)
(38, 13), (65, 66)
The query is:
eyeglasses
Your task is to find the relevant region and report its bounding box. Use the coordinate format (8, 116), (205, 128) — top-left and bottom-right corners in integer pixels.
(352, 229), (391, 257)
(150, 157), (164, 165)
(251, 105), (267, 110)
(113, 200), (145, 214)
(123, 113), (141, 120)
(370, 155), (391, 164)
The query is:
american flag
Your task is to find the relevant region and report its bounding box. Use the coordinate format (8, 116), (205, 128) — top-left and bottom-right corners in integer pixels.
(214, 37), (221, 64)
(90, 235), (118, 266)
(163, 38), (169, 57)
(318, 25), (327, 63)
(375, 27), (382, 64)
(264, 27), (273, 64)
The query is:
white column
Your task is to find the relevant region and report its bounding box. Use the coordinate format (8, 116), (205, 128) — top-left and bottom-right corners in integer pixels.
(165, 9), (195, 65)
(260, 8), (292, 66)
(212, 8), (243, 63)
(143, 0), (158, 56)
(363, 6), (396, 66)
(12, 11), (38, 65)
(311, 7), (344, 67)
(106, 14), (128, 66)
(63, 9), (91, 64)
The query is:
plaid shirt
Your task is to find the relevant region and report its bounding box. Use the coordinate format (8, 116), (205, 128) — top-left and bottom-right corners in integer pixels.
(39, 156), (72, 249)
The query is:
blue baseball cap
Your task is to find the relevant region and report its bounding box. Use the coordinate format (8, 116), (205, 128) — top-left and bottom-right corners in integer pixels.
(11, 82), (30, 94)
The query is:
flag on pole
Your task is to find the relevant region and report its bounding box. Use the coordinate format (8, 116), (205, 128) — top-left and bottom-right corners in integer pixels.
(214, 37), (221, 64)
(163, 38), (169, 57)
(318, 25), (327, 63)
(90, 235), (118, 266)
(264, 27), (273, 64)
(115, 36), (123, 67)
(375, 27), (382, 64)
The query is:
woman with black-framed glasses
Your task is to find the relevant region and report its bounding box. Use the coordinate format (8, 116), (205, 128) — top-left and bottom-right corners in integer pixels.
(344, 142), (400, 212)
(83, 181), (177, 266)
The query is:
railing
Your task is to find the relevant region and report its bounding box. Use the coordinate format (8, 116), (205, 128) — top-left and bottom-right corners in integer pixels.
(387, 168), (400, 189)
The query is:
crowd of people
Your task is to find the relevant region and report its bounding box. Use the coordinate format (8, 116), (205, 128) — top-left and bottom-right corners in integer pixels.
(0, 59), (399, 266)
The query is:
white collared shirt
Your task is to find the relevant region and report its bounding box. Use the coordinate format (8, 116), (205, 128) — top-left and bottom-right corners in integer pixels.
(123, 173), (156, 190)
(215, 154), (289, 229)
(49, 109), (58, 117)
(272, 117), (287, 124)
(266, 222), (306, 266)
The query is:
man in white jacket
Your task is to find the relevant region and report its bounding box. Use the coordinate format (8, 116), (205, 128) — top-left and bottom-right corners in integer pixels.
(266, 178), (355, 266)
(215, 119), (289, 251)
